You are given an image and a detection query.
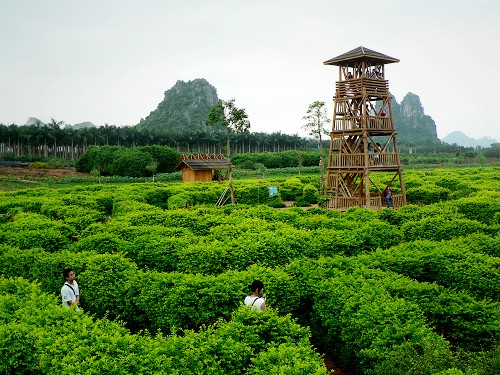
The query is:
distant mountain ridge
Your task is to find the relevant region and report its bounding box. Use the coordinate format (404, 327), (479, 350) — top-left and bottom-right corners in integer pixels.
(137, 78), (221, 132)
(392, 92), (438, 145)
(442, 131), (497, 148)
(24, 117), (94, 129)
(19, 81), (496, 148)
(136, 80), (442, 146)
(66, 121), (95, 130)
(26, 117), (45, 126)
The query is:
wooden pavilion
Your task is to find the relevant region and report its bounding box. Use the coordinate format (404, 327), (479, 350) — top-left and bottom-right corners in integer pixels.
(323, 46), (407, 211)
(175, 154), (234, 183)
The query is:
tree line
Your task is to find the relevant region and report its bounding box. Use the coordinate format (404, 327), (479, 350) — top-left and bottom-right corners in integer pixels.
(1, 121), (495, 163)
(0, 121), (320, 161)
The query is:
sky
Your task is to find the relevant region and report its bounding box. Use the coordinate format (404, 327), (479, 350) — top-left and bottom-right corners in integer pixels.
(1, 0), (499, 141)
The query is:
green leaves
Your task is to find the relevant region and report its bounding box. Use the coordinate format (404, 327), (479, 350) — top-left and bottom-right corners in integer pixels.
(206, 99), (250, 134)
(0, 167), (499, 373)
(75, 145), (180, 178)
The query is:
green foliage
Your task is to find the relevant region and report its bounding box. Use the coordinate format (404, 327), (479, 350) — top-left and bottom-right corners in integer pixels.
(231, 150), (320, 169)
(29, 161), (50, 169)
(137, 78), (221, 132)
(314, 272), (452, 374)
(406, 184), (451, 204)
(136, 144), (180, 173)
(167, 193), (189, 209)
(302, 183), (319, 204)
(267, 198), (286, 208)
(401, 216), (492, 242)
(279, 176), (305, 200)
(0, 167), (500, 374)
(0, 212), (74, 252)
(109, 147), (154, 177)
(453, 197), (500, 225)
(75, 145), (120, 174)
(79, 253), (137, 319)
(74, 232), (132, 254)
(248, 343), (325, 375)
(76, 145), (180, 178)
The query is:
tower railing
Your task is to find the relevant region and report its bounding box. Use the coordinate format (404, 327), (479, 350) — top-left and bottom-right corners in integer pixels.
(328, 152), (400, 168)
(336, 78), (388, 96)
(332, 117), (392, 132)
(324, 194), (405, 211)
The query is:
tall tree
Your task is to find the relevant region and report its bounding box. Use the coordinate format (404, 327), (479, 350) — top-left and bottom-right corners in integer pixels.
(206, 98), (250, 204)
(302, 101), (330, 189)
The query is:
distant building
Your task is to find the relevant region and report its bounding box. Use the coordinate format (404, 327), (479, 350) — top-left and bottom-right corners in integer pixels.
(175, 154), (234, 183)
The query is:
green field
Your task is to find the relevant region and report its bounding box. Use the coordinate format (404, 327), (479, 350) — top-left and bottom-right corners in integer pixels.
(0, 167), (499, 374)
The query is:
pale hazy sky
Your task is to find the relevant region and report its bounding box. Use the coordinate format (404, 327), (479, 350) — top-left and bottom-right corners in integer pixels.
(1, 0), (499, 140)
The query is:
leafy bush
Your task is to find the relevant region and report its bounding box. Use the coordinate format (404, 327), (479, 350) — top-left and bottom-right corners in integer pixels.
(78, 253), (138, 319)
(74, 232), (132, 254)
(167, 193), (190, 209)
(267, 198), (286, 208)
(109, 148), (154, 178)
(139, 145), (180, 173)
(314, 272), (453, 374)
(302, 183), (319, 204)
(29, 161), (50, 169)
(76, 145), (180, 177)
(407, 184), (451, 204)
(401, 217), (491, 242)
(75, 145), (120, 174)
(279, 177), (305, 201)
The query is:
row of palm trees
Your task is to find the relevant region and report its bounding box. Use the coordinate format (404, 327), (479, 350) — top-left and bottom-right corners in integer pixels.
(0, 121), (320, 160)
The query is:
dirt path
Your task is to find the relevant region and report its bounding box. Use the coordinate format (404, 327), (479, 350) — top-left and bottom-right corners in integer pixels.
(324, 357), (347, 374)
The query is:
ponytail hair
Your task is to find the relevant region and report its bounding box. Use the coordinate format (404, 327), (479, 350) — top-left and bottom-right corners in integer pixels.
(248, 280), (264, 292)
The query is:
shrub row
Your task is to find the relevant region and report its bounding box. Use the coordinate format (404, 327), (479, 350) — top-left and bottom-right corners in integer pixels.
(75, 145), (180, 177)
(355, 239), (500, 302)
(0, 277), (326, 375)
(2, 241), (500, 374)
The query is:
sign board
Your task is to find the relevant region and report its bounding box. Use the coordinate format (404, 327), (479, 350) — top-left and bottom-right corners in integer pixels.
(268, 185), (278, 197)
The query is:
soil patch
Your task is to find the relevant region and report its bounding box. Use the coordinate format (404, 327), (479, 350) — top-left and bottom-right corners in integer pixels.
(0, 166), (89, 179)
(323, 357), (347, 374)
(277, 201), (319, 210)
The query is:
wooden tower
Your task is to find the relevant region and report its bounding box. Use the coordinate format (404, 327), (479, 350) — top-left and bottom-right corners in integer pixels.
(323, 46), (407, 210)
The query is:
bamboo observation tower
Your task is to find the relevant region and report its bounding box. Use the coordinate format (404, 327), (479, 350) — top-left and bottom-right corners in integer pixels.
(323, 46), (406, 210)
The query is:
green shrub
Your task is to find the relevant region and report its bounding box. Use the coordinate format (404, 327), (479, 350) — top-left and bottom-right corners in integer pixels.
(279, 177), (304, 201)
(267, 198), (286, 208)
(110, 148), (154, 178)
(29, 161), (50, 169)
(75, 145), (120, 174)
(401, 217), (491, 242)
(302, 183), (319, 204)
(407, 185), (451, 204)
(78, 253), (137, 319)
(139, 145), (180, 173)
(128, 235), (186, 272)
(74, 232), (132, 254)
(0, 228), (72, 252)
(314, 273), (453, 374)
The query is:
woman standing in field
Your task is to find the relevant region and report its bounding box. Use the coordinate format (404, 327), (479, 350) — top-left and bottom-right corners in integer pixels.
(384, 187), (393, 208)
(244, 280), (267, 311)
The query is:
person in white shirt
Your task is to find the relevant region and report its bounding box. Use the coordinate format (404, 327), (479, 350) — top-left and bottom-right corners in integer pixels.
(244, 280), (267, 311)
(61, 268), (80, 309)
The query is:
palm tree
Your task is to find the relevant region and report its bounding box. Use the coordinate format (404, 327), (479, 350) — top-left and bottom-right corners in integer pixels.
(48, 118), (64, 158)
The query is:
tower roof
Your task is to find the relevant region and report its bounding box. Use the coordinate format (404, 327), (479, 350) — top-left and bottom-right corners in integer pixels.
(323, 46), (399, 66)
